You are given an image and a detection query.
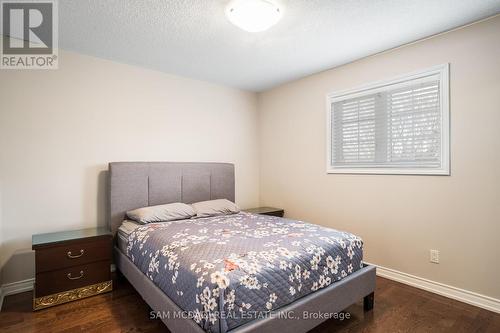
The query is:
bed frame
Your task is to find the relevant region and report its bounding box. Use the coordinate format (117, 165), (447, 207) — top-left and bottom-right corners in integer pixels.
(109, 162), (376, 333)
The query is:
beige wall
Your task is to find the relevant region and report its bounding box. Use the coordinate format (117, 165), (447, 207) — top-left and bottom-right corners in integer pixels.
(0, 183), (3, 286)
(0, 16), (499, 301)
(0, 48), (260, 283)
(258, 16), (500, 299)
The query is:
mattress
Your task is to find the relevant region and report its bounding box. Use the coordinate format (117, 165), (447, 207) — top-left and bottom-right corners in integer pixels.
(124, 212), (363, 333)
(117, 220), (141, 253)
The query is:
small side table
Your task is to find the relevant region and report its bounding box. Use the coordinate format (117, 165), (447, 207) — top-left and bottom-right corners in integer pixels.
(244, 206), (284, 217)
(32, 227), (113, 310)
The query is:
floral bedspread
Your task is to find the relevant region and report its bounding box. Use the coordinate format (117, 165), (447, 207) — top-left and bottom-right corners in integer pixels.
(126, 212), (363, 332)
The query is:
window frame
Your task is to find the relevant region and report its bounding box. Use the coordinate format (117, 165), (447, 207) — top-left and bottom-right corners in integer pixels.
(326, 63), (450, 175)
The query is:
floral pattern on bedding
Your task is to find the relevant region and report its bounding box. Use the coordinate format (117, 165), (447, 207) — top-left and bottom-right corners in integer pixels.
(126, 212), (363, 333)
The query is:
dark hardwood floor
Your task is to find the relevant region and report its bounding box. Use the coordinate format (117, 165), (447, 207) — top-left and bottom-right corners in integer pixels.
(1, 276), (499, 333)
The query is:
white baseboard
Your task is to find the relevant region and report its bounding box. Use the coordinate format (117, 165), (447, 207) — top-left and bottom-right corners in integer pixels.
(0, 278), (34, 310)
(366, 262), (500, 314)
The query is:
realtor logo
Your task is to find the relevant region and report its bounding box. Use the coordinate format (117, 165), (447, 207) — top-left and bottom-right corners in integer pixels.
(1, 0), (58, 69)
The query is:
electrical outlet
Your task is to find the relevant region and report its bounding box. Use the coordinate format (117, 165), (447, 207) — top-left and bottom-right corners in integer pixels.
(430, 249), (440, 264)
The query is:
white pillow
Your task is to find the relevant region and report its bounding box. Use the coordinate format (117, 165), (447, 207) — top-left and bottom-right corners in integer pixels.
(126, 202), (196, 224)
(191, 199), (240, 218)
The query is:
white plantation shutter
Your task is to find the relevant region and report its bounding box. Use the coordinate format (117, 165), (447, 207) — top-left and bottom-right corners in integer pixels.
(332, 94), (377, 164)
(387, 81), (441, 166)
(328, 65), (449, 174)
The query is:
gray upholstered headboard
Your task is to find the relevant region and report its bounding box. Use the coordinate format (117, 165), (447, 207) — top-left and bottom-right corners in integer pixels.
(108, 162), (235, 234)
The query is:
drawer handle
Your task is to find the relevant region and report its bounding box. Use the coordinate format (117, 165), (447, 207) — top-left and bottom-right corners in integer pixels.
(67, 270), (84, 280)
(67, 249), (84, 259)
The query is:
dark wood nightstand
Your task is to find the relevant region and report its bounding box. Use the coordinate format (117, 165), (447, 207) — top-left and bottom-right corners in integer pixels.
(32, 227), (113, 310)
(244, 206), (284, 217)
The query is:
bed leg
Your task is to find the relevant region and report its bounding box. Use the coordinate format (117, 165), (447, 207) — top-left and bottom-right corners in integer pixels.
(364, 292), (374, 311)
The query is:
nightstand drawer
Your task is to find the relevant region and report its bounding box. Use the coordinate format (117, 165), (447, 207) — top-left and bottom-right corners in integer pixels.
(35, 238), (111, 273)
(35, 260), (111, 297)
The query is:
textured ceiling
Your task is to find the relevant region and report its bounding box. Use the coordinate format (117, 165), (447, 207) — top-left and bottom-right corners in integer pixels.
(59, 0), (500, 91)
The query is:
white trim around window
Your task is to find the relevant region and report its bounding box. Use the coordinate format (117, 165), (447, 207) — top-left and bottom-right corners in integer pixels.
(326, 64), (450, 175)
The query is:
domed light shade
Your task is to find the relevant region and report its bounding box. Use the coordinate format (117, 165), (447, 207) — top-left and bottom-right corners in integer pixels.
(225, 0), (282, 32)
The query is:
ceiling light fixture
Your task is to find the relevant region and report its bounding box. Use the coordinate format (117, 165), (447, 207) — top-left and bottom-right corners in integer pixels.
(225, 0), (282, 33)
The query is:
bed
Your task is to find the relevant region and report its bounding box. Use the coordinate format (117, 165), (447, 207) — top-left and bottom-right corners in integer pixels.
(109, 162), (376, 333)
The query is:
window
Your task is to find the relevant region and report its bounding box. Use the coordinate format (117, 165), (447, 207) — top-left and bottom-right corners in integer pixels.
(327, 64), (449, 175)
